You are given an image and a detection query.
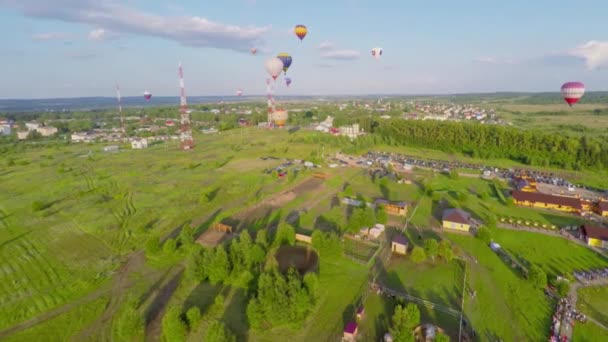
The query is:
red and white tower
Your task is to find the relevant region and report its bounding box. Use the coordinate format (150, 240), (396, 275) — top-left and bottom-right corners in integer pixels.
(266, 78), (276, 128)
(115, 83), (126, 140)
(178, 63), (194, 150)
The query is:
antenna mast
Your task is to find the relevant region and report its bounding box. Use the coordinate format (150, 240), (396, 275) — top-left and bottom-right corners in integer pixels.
(178, 63), (194, 150)
(115, 83), (125, 140)
(266, 78), (276, 128)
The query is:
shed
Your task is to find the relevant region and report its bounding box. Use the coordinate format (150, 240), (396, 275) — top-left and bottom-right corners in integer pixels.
(391, 235), (409, 255)
(343, 322), (358, 341)
(442, 208), (472, 232)
(579, 224), (608, 248)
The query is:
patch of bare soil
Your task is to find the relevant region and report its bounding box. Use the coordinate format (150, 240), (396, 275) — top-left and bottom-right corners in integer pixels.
(196, 229), (229, 248)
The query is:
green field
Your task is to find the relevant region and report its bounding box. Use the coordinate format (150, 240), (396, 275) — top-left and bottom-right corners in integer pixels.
(578, 286), (608, 327)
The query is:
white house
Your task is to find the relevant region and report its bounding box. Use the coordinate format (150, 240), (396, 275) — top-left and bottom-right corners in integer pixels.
(17, 131), (30, 140)
(36, 126), (58, 137)
(0, 124), (11, 136)
(25, 122), (40, 131)
(71, 132), (92, 142)
(131, 138), (148, 149)
(103, 145), (119, 152)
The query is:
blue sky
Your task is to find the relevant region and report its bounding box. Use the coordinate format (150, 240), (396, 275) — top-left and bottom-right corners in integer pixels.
(1, 0), (607, 98)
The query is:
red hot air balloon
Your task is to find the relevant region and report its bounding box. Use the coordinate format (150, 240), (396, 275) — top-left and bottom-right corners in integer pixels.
(144, 91), (152, 101)
(561, 82), (585, 107)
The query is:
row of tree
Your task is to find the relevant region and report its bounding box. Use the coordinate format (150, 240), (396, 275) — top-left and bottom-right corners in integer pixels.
(375, 119), (608, 170)
(410, 239), (455, 264)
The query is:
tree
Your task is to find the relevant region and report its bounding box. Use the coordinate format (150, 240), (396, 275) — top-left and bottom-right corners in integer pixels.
(185, 306), (201, 330)
(376, 207), (388, 225)
(343, 184), (353, 197)
(255, 228), (269, 250)
(274, 223), (296, 247)
(362, 206), (376, 228)
(163, 238), (177, 255)
(113, 297), (144, 340)
(205, 320), (236, 342)
(161, 306), (187, 342)
(438, 240), (454, 262)
(476, 226), (492, 244)
(528, 265), (547, 289)
(390, 303), (420, 342)
(410, 246), (426, 264)
(179, 224), (194, 248)
(208, 246), (230, 284)
(424, 239), (439, 262)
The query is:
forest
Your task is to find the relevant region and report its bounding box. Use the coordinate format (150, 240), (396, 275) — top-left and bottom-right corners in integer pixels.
(374, 119), (608, 170)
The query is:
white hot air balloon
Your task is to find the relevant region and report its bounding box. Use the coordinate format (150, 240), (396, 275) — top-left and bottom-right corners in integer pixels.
(265, 57), (284, 80)
(236, 88), (243, 96)
(371, 47), (383, 60)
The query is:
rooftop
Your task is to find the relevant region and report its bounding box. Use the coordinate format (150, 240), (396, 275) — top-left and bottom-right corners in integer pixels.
(581, 225), (608, 241)
(344, 322), (358, 334)
(442, 208), (471, 225)
(511, 190), (582, 210)
(393, 234), (409, 246)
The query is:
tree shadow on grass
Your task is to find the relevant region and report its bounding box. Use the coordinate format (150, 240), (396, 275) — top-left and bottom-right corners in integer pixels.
(144, 268), (184, 326)
(182, 282), (223, 318)
(192, 209), (223, 238)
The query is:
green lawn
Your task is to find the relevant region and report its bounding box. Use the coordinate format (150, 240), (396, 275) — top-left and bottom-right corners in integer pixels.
(490, 229), (608, 277)
(447, 233), (552, 342)
(577, 286), (608, 327)
(572, 321), (608, 342)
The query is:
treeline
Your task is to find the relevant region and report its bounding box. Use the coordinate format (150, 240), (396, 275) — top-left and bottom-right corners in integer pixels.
(375, 119), (608, 170)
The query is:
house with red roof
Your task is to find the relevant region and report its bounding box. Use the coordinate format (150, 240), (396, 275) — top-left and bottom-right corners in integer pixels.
(343, 322), (358, 341)
(442, 208), (472, 232)
(579, 225), (608, 248)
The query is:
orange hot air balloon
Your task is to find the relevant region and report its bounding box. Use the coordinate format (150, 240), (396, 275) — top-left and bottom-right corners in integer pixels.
(294, 25), (307, 41)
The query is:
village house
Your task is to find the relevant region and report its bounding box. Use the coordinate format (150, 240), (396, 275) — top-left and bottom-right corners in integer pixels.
(131, 138), (148, 149)
(375, 199), (408, 216)
(25, 122), (40, 131)
(515, 177), (537, 192)
(391, 235), (409, 255)
(442, 208), (472, 232)
(36, 126), (58, 137)
(16, 131), (29, 140)
(511, 190), (582, 214)
(598, 201), (608, 217)
(343, 322), (358, 341)
(579, 225), (608, 248)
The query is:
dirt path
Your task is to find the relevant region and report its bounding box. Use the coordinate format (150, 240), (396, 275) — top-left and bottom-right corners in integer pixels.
(72, 251), (147, 341)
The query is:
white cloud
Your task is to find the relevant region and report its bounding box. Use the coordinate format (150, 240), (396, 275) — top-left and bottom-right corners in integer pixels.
(474, 56), (498, 64)
(321, 49), (360, 60)
(5, 0), (269, 53)
(317, 41), (334, 50)
(31, 32), (67, 41)
(568, 40), (608, 70)
(88, 28), (105, 41)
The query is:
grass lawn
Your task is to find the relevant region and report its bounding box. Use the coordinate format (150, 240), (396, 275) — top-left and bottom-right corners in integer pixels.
(447, 233), (552, 342)
(490, 229), (608, 277)
(382, 257), (464, 310)
(4, 296), (109, 342)
(572, 321), (608, 342)
(577, 286), (608, 327)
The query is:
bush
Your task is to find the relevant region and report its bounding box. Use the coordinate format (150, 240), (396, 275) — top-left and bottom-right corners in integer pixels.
(557, 280), (570, 297)
(410, 246), (426, 264)
(186, 306), (201, 329)
(31, 200), (48, 212)
(476, 227), (492, 244)
(161, 306), (187, 342)
(205, 321), (236, 342)
(528, 265), (547, 289)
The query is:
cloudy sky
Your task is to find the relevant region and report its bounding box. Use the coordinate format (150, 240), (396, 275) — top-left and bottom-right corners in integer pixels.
(1, 0), (607, 98)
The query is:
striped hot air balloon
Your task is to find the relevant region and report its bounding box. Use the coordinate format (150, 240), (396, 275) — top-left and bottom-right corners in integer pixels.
(277, 53), (292, 74)
(561, 82), (585, 107)
(294, 25), (307, 41)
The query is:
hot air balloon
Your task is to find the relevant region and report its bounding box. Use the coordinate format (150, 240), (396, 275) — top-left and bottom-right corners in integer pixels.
(251, 47), (257, 55)
(371, 47), (383, 60)
(273, 108), (288, 127)
(285, 77), (292, 87)
(265, 57), (283, 80)
(277, 53), (292, 74)
(236, 88), (243, 96)
(295, 25), (307, 41)
(144, 91), (152, 101)
(561, 82), (585, 107)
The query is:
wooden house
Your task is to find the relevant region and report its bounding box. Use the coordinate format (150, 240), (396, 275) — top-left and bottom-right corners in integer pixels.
(375, 199), (408, 216)
(580, 225), (608, 248)
(391, 235), (409, 255)
(442, 208), (472, 232)
(511, 190), (582, 214)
